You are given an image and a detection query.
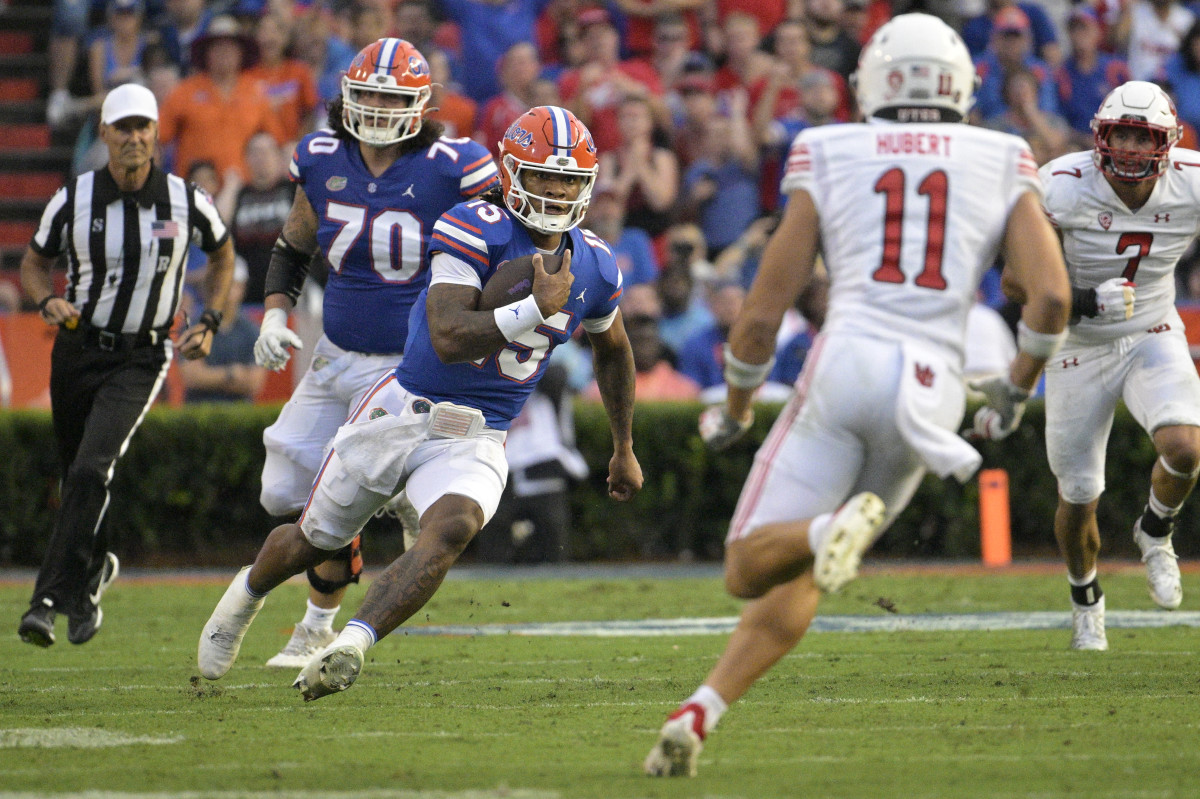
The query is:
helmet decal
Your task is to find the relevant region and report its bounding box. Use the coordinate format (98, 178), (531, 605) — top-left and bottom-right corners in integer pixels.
(498, 106), (599, 234)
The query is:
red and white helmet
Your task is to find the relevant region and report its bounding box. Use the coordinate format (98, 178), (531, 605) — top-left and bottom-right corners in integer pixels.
(341, 38), (432, 146)
(1091, 81), (1181, 182)
(498, 106), (598, 234)
(852, 13), (977, 122)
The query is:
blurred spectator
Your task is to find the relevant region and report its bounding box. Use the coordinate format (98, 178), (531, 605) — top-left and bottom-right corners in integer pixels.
(711, 212), (775, 288)
(842, 0), (890, 45)
(477, 41), (543, 157)
(146, 61), (180, 108)
(427, 48), (477, 138)
(348, 2), (390, 51)
(558, 7), (668, 153)
(714, 0), (787, 35)
(245, 13), (320, 145)
(637, 13), (696, 99)
(393, 0), (443, 57)
(178, 260), (268, 403)
(159, 15), (286, 183)
(671, 71), (718, 168)
(530, 75), (564, 106)
(534, 0), (588, 73)
(157, 0), (213, 75)
(677, 279), (745, 391)
(583, 181), (659, 286)
(294, 7), (357, 105)
(751, 18), (850, 134)
(0, 280), (22, 314)
(616, 1), (703, 58)
(439, 0), (549, 104)
(985, 68), (1071, 164)
(680, 96), (761, 257)
(1161, 20), (1200, 133)
(586, 312), (701, 401)
(474, 363), (588, 563)
(962, 0), (1062, 65)
(598, 94), (679, 238)
(713, 12), (774, 92)
(1123, 0), (1195, 81)
(770, 273), (829, 387)
(656, 226), (715, 354)
(804, 0), (861, 82)
(973, 6), (1061, 122)
(1056, 7), (1130, 146)
(230, 133), (294, 305)
(47, 0), (100, 128)
(86, 0), (150, 101)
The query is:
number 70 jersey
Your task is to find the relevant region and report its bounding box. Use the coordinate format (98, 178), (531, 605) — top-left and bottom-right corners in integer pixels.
(782, 121), (1040, 367)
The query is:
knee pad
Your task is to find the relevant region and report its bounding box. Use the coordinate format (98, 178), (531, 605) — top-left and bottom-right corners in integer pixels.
(1058, 477), (1103, 506)
(306, 535), (363, 593)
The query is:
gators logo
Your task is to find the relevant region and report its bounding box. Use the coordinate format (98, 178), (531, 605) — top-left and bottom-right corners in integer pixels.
(408, 55), (429, 77)
(505, 125), (534, 148)
(369, 408), (388, 420)
(412, 399), (432, 414)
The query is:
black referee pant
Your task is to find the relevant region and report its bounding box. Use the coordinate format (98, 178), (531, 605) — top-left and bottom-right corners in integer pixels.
(30, 328), (170, 615)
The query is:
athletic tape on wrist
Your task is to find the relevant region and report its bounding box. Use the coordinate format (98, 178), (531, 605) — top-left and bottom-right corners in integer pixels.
(723, 343), (775, 389)
(1016, 320), (1067, 360)
(494, 295), (546, 342)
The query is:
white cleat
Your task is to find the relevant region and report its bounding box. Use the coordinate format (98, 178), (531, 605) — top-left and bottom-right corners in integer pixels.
(644, 706), (705, 777)
(1134, 521), (1182, 610)
(1070, 596), (1108, 651)
(197, 567), (266, 680)
(265, 623), (337, 669)
(293, 644), (364, 701)
(813, 492), (886, 593)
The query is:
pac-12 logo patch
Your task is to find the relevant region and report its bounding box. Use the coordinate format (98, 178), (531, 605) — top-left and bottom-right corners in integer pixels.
(1098, 212), (1112, 230)
(369, 407), (388, 420)
(326, 176), (347, 192)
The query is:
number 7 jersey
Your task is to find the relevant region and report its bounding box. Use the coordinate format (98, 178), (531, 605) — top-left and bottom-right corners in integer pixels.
(782, 121), (1040, 368)
(1040, 148), (1200, 345)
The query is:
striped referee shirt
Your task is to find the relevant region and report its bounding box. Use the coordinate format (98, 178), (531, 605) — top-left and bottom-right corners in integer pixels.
(30, 163), (228, 335)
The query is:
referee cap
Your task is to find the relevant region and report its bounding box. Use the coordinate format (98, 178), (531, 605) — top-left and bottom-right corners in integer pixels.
(101, 83), (158, 125)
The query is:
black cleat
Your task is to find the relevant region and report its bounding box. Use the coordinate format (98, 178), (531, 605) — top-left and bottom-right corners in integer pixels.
(68, 552), (118, 644)
(19, 598), (56, 647)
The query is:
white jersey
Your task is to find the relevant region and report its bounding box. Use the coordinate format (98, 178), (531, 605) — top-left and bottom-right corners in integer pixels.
(782, 121), (1040, 369)
(1040, 149), (1200, 345)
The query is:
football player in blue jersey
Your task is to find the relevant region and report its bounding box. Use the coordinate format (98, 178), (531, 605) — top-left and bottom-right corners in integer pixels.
(198, 105), (643, 696)
(249, 37), (501, 669)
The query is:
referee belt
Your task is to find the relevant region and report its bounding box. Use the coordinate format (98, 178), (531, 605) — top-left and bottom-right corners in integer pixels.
(68, 322), (168, 351)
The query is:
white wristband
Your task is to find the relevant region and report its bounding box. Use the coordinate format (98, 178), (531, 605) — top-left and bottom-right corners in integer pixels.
(261, 306), (289, 332)
(494, 295), (546, 342)
(723, 343), (776, 389)
(1017, 320), (1067, 360)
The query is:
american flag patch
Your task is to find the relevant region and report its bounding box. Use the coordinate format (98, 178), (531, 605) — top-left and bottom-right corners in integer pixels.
(151, 220), (180, 238)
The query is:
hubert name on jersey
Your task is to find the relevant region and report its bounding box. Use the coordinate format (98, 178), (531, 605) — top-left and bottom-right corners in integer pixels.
(877, 131), (952, 156)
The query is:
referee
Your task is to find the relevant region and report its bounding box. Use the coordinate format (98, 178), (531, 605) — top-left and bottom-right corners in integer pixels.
(17, 83), (236, 647)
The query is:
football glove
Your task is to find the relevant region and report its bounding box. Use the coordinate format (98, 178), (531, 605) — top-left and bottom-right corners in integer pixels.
(254, 307), (303, 371)
(1094, 277), (1135, 322)
(699, 405), (753, 451)
(967, 376), (1032, 442)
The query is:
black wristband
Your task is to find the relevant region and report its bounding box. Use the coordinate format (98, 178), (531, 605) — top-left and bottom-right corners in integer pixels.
(37, 295), (57, 313)
(1070, 286), (1098, 324)
(199, 309), (223, 333)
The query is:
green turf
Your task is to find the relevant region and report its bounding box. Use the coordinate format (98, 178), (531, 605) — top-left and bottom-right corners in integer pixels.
(2, 571), (1199, 798)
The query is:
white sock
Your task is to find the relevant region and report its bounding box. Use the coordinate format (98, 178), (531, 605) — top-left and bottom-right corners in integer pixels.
(1067, 568), (1097, 587)
(685, 685), (728, 734)
(807, 512), (833, 554)
(1147, 488), (1180, 520)
(301, 600), (338, 631)
(332, 619), (377, 654)
(241, 568), (268, 599)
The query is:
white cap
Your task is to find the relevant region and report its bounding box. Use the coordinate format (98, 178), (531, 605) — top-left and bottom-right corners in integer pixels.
(101, 83), (158, 125)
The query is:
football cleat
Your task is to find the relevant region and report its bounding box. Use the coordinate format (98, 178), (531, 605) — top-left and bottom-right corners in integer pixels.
(1134, 519), (1182, 610)
(375, 490), (421, 550)
(265, 623), (337, 669)
(18, 597), (57, 648)
(69, 552), (119, 645)
(198, 567), (266, 680)
(813, 492), (886, 593)
(294, 644), (364, 701)
(644, 703), (706, 777)
(1070, 596), (1108, 651)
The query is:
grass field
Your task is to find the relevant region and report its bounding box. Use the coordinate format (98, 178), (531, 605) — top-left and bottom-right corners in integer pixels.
(2, 565), (1199, 798)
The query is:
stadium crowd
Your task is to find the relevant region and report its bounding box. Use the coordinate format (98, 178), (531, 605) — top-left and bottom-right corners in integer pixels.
(29, 0), (1200, 403)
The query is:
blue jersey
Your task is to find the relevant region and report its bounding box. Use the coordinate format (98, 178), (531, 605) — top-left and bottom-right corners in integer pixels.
(289, 131), (499, 354)
(396, 200), (624, 429)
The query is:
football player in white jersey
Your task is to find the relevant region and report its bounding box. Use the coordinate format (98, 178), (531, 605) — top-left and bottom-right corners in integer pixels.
(644, 14), (1071, 777)
(1039, 80), (1200, 651)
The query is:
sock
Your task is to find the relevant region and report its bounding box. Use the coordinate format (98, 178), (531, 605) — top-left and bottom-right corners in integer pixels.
(332, 619), (377, 654)
(683, 685), (728, 735)
(807, 512), (834, 554)
(1141, 489), (1180, 538)
(1068, 569), (1102, 606)
(301, 599), (339, 631)
(242, 568), (269, 600)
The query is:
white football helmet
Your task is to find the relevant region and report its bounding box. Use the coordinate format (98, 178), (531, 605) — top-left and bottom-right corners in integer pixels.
(852, 13), (978, 122)
(1091, 80), (1181, 182)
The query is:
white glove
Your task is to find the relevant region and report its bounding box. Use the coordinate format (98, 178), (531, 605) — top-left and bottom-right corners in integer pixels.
(254, 307), (303, 371)
(967, 376), (1031, 441)
(699, 405), (753, 451)
(1094, 277), (1135, 321)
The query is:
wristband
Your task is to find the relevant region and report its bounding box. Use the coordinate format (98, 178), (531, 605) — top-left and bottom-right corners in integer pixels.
(1070, 286), (1098, 320)
(37, 295), (57, 313)
(494, 295), (546, 342)
(723, 343), (776, 389)
(1016, 320), (1067, 360)
(200, 309), (223, 333)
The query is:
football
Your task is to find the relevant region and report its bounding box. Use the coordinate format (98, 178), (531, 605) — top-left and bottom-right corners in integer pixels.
(477, 253), (564, 312)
